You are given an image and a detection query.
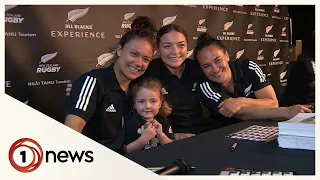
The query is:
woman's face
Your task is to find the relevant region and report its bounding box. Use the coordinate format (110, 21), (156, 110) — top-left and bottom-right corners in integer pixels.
(158, 31), (187, 69)
(197, 45), (231, 85)
(116, 38), (153, 80)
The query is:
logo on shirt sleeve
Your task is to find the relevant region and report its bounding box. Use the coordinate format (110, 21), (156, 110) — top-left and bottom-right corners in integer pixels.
(106, 104), (116, 113)
(161, 88), (169, 95)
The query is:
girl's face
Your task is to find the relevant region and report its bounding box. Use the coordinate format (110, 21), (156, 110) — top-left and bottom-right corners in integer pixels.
(158, 31), (187, 69)
(134, 88), (162, 121)
(197, 45), (232, 86)
(116, 38), (153, 80)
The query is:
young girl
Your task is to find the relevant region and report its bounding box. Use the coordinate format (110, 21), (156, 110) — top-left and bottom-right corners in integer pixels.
(64, 20), (156, 154)
(124, 77), (174, 153)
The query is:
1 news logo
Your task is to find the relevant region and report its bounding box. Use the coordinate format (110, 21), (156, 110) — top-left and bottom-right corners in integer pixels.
(9, 138), (94, 173)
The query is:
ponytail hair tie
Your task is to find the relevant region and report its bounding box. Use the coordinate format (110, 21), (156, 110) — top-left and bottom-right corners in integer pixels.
(132, 27), (150, 32)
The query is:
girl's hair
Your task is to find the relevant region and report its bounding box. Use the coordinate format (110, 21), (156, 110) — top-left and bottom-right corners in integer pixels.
(156, 24), (188, 47)
(131, 16), (157, 34)
(133, 77), (172, 117)
(193, 32), (228, 62)
(109, 16), (157, 63)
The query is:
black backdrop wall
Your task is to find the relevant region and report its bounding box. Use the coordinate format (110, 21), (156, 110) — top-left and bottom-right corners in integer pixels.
(5, 5), (290, 122)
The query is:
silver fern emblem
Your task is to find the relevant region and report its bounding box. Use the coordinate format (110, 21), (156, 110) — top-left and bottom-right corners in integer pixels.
(66, 7), (89, 23)
(96, 51), (115, 67)
(236, 49), (245, 59)
(224, 21), (233, 31)
(266, 25), (273, 33)
(273, 49), (280, 57)
(40, 52), (58, 64)
(162, 15), (177, 26)
(5, 5), (17, 12)
(199, 18), (206, 25)
(187, 49), (194, 58)
(123, 12), (135, 20)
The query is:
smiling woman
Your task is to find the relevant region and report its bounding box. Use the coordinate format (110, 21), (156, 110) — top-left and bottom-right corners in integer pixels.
(63, 19), (156, 154)
(194, 32), (312, 123)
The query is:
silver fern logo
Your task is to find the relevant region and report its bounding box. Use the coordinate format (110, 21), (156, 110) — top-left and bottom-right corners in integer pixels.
(5, 5), (17, 12)
(223, 21), (233, 31)
(66, 7), (89, 23)
(5, 5), (24, 24)
(265, 25), (274, 38)
(199, 18), (206, 25)
(246, 23), (254, 35)
(187, 49), (194, 59)
(37, 52), (61, 73)
(162, 15), (177, 26)
(197, 18), (207, 32)
(121, 12), (135, 29)
(52, 7), (105, 39)
(282, 27), (287, 37)
(273, 49), (280, 61)
(257, 49), (264, 61)
(123, 12), (135, 20)
(217, 21), (240, 41)
(24, 100), (29, 105)
(96, 51), (116, 67)
(266, 25), (273, 34)
(280, 70), (287, 86)
(236, 49), (245, 59)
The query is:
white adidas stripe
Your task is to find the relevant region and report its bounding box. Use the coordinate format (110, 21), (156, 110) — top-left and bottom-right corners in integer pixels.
(249, 61), (265, 83)
(200, 82), (221, 102)
(244, 83), (253, 97)
(75, 76), (97, 111)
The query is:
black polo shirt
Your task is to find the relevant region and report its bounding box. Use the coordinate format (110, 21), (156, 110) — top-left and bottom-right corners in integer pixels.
(144, 58), (214, 134)
(65, 64), (133, 154)
(196, 59), (270, 127)
(124, 111), (174, 150)
(280, 55), (315, 106)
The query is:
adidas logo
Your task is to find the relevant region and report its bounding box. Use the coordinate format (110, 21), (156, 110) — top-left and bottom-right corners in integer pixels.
(106, 104), (116, 112)
(162, 88), (168, 95)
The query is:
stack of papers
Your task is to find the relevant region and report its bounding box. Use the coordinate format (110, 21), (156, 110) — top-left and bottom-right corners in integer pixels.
(278, 113), (315, 150)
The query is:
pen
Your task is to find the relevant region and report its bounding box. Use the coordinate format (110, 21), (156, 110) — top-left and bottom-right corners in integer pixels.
(230, 142), (238, 152)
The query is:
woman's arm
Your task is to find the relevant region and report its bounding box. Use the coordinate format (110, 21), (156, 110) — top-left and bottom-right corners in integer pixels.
(64, 114), (86, 133)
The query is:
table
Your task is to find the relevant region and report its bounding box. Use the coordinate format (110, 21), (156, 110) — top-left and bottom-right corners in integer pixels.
(126, 121), (315, 175)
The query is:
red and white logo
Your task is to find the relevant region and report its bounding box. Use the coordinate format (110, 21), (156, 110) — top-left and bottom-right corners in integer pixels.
(8, 138), (43, 173)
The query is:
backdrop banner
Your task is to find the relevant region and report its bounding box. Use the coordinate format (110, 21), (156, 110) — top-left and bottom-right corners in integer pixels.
(5, 5), (290, 122)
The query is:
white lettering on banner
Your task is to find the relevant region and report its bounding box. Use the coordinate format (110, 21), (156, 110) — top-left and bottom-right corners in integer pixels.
(65, 24), (93, 30)
(36, 66), (61, 73)
(27, 80), (71, 86)
(233, 10), (247, 15)
(5, 17), (24, 23)
(5, 81), (11, 88)
(244, 38), (257, 42)
(280, 40), (289, 43)
(51, 31), (105, 38)
(203, 5), (228, 12)
(223, 32), (235, 35)
(250, 12), (268, 17)
(272, 16), (281, 20)
(261, 38), (277, 42)
(217, 36), (240, 41)
(269, 61), (283, 66)
(197, 27), (207, 32)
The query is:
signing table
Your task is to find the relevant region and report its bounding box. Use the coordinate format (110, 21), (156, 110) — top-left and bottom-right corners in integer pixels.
(126, 121), (315, 175)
